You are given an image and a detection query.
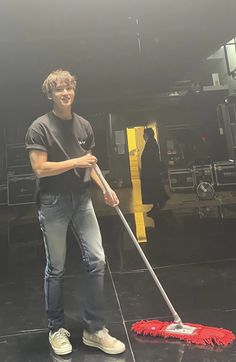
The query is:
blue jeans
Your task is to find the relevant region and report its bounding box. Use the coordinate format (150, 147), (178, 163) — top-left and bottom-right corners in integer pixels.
(38, 191), (106, 333)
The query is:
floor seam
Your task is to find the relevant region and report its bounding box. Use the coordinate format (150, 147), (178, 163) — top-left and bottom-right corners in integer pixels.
(0, 328), (47, 339)
(110, 257), (236, 275)
(106, 259), (136, 362)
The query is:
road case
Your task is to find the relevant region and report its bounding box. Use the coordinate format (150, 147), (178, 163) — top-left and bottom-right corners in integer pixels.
(193, 164), (214, 186)
(213, 161), (236, 186)
(6, 143), (30, 168)
(168, 168), (194, 191)
(7, 173), (36, 205)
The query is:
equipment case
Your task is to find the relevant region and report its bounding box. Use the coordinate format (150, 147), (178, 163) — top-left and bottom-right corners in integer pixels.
(193, 164), (214, 186)
(6, 143), (30, 168)
(168, 168), (194, 191)
(7, 173), (36, 205)
(213, 161), (236, 186)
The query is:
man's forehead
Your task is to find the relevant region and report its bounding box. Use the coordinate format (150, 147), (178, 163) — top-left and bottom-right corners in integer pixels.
(54, 79), (72, 87)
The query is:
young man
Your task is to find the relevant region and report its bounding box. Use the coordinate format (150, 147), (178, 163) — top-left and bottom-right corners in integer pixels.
(25, 69), (125, 356)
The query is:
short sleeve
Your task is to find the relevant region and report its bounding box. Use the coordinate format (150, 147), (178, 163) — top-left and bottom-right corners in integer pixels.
(25, 127), (48, 153)
(85, 122), (95, 150)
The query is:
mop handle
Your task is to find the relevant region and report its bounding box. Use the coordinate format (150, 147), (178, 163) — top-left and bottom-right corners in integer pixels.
(93, 164), (183, 326)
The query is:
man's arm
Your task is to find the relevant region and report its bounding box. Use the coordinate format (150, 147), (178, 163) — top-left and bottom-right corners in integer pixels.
(90, 168), (106, 193)
(29, 150), (97, 178)
(90, 168), (119, 207)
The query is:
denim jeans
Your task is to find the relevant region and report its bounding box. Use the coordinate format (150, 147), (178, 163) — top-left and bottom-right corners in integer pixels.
(38, 191), (106, 333)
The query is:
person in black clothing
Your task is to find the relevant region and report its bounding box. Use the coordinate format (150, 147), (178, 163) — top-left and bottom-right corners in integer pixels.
(25, 69), (125, 356)
(141, 127), (169, 216)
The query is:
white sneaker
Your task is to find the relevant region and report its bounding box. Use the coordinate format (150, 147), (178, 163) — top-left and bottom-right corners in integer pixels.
(49, 328), (72, 356)
(83, 328), (126, 355)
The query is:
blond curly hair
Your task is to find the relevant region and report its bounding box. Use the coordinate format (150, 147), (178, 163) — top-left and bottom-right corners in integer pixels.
(42, 69), (76, 96)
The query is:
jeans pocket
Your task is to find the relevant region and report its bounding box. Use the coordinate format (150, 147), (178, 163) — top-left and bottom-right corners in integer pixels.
(40, 193), (59, 207)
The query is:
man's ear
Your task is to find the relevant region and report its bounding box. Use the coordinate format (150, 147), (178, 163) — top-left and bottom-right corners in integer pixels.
(47, 93), (52, 100)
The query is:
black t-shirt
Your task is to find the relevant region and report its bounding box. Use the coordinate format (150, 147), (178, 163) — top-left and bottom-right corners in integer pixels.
(25, 111), (95, 193)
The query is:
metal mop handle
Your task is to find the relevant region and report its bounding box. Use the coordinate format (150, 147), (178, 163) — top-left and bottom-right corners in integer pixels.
(93, 164), (183, 326)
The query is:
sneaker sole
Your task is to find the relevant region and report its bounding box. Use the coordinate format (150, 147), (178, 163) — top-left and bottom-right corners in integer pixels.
(83, 337), (125, 355)
(50, 345), (72, 356)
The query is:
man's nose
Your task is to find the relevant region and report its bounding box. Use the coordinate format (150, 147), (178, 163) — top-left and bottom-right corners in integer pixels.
(62, 88), (69, 95)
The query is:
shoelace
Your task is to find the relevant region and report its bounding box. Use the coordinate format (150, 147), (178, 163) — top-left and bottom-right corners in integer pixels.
(53, 328), (70, 343)
(95, 328), (116, 342)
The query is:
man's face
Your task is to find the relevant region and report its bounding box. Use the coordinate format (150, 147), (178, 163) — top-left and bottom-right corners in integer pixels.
(50, 81), (75, 109)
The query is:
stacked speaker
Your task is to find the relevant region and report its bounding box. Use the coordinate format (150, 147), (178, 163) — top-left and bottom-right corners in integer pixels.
(5, 143), (36, 206)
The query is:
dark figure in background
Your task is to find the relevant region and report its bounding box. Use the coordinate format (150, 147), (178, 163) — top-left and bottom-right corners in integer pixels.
(141, 128), (169, 216)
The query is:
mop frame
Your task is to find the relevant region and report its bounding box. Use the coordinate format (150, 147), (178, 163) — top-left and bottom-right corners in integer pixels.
(93, 164), (196, 336)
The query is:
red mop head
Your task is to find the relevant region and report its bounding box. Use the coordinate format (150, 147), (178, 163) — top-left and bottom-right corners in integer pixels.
(132, 320), (235, 347)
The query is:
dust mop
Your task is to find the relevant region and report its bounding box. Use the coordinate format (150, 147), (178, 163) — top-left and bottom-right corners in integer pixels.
(93, 164), (235, 347)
